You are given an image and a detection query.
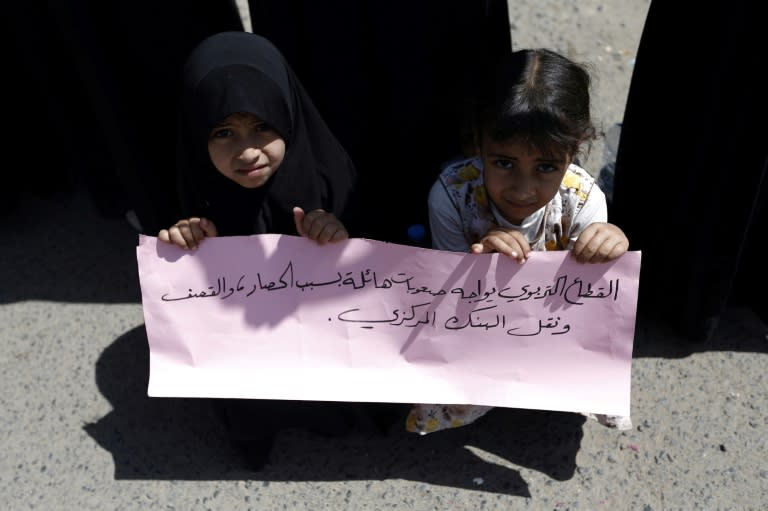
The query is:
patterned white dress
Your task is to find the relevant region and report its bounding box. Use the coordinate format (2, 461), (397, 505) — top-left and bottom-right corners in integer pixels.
(406, 156), (632, 434)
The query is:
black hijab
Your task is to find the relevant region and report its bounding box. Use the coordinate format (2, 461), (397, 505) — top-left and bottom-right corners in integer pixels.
(177, 31), (357, 236)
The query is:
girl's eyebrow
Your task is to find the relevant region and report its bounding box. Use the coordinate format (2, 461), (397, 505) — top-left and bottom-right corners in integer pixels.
(488, 152), (518, 160)
(488, 152), (567, 164)
(538, 156), (567, 163)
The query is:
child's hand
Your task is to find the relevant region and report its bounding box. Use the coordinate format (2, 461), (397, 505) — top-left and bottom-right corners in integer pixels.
(572, 222), (628, 263)
(158, 217), (218, 250)
(293, 207), (348, 244)
(471, 228), (531, 264)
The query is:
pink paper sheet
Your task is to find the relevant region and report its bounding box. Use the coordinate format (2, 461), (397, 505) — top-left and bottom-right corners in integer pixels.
(137, 234), (641, 416)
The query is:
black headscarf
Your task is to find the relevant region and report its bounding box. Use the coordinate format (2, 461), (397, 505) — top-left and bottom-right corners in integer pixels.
(177, 31), (357, 236)
(247, 0), (512, 245)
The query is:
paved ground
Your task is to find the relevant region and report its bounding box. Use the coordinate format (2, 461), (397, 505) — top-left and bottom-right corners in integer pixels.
(2, 189), (766, 510)
(4, 1), (768, 510)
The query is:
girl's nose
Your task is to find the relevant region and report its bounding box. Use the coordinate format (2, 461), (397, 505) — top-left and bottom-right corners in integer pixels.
(238, 146), (262, 162)
(508, 178), (536, 200)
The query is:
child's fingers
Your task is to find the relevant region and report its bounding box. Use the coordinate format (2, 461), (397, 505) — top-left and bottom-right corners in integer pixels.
(475, 237), (527, 263)
(295, 208), (348, 243)
(307, 216), (330, 241)
(158, 218), (215, 250)
(573, 234), (626, 263)
(572, 228), (602, 262)
(497, 231), (531, 262)
(187, 220), (208, 246)
(496, 240), (527, 264)
(606, 238), (629, 260)
(589, 238), (628, 263)
(573, 231), (604, 262)
(292, 207), (307, 236)
(318, 223), (348, 244)
(314, 221), (347, 244)
(302, 209), (329, 240)
(573, 223), (629, 263)
(199, 217), (218, 238)
(167, 225), (193, 249)
(314, 224), (334, 244)
(180, 218), (206, 249)
(329, 228), (349, 242)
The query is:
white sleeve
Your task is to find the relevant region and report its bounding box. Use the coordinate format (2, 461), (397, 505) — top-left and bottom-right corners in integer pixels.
(568, 182), (608, 245)
(428, 179), (471, 253)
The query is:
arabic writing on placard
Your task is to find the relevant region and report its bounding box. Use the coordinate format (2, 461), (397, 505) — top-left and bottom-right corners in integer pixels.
(159, 261), (620, 337)
(137, 235), (640, 412)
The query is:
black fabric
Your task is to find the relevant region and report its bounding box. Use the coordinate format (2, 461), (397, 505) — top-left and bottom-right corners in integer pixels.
(9, 4), (70, 213)
(177, 32), (357, 236)
(610, 1), (767, 340)
(214, 399), (409, 470)
(47, 1), (245, 233)
(247, 0), (513, 244)
(178, 32), (378, 469)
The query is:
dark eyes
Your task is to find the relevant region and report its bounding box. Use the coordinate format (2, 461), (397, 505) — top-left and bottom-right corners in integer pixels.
(492, 159), (560, 174)
(537, 163), (560, 174)
(210, 128), (233, 139)
(209, 123), (273, 139)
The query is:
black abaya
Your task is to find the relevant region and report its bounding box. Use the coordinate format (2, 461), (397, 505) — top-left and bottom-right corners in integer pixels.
(610, 1), (767, 340)
(247, 0), (513, 245)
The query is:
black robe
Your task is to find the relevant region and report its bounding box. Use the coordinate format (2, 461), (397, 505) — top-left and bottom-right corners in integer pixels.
(610, 0), (767, 340)
(247, 0), (513, 245)
(45, 1), (245, 231)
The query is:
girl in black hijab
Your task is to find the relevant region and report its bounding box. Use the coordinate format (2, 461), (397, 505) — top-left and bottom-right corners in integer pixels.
(159, 31), (356, 246)
(158, 32), (381, 470)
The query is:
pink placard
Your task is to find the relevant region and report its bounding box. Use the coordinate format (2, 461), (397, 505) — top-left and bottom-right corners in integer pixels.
(136, 235), (641, 416)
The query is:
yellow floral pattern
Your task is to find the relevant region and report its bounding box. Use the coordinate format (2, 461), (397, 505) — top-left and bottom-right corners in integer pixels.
(438, 157), (595, 251)
(405, 404), (494, 434)
(409, 157), (603, 435)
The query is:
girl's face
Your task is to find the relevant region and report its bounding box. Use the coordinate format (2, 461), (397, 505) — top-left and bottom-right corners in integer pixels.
(208, 112), (286, 188)
(478, 133), (570, 225)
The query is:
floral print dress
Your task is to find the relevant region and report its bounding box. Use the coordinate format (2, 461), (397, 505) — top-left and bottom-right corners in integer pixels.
(406, 157), (631, 434)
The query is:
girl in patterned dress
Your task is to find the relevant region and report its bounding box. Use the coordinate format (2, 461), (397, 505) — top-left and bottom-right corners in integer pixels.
(407, 48), (632, 435)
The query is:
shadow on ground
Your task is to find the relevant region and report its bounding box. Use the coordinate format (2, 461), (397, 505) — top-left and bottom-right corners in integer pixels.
(0, 189), (141, 304)
(632, 307), (767, 358)
(6, 186), (765, 492)
(84, 324), (588, 495)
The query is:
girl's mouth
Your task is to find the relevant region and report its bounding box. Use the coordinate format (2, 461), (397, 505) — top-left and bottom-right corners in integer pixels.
(239, 165), (267, 177)
(505, 200), (536, 210)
